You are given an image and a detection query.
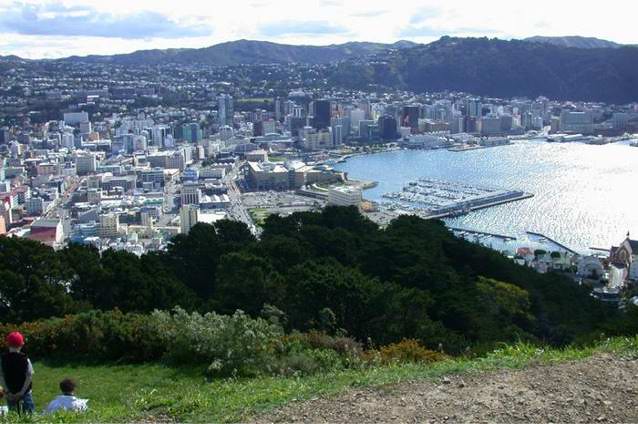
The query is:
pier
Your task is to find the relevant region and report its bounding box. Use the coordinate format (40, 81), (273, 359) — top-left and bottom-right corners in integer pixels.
(381, 178), (534, 220)
(526, 231), (579, 255)
(449, 227), (517, 240)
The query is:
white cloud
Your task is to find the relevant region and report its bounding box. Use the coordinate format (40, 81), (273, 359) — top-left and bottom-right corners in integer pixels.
(0, 0), (636, 58)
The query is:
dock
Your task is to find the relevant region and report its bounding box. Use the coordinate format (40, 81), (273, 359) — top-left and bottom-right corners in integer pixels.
(449, 227), (517, 240)
(526, 231), (578, 255)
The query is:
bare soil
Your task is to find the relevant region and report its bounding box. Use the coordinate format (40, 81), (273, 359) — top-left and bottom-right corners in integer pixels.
(257, 354), (638, 423)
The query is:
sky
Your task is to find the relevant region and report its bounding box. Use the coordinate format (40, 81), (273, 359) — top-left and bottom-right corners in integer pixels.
(0, 0), (637, 59)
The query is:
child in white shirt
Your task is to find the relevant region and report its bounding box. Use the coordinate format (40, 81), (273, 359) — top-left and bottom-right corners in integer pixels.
(44, 378), (88, 414)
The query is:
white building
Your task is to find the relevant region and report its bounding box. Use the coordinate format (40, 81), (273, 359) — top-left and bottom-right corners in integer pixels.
(180, 183), (201, 206)
(63, 111), (89, 125)
(98, 213), (120, 238)
(75, 153), (97, 175)
(328, 186), (362, 207)
(180, 204), (199, 234)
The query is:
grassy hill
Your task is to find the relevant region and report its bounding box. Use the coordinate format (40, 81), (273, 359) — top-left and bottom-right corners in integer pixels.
(7, 336), (638, 422)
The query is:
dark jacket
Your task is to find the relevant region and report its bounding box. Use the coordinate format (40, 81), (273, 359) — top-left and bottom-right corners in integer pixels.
(1, 351), (32, 394)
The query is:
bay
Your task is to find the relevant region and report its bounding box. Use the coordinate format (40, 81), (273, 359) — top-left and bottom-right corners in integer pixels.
(335, 140), (638, 253)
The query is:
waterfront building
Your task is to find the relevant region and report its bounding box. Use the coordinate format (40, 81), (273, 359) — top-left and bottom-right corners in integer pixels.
(479, 114), (502, 136)
(401, 105), (420, 132)
(328, 186), (362, 207)
(378, 115), (398, 140)
(610, 235), (638, 281)
(560, 111), (594, 134)
(349, 109), (365, 135)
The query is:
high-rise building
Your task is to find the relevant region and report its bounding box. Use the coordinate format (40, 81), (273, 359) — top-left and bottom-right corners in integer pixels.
(180, 182), (201, 206)
(274, 97), (285, 122)
(181, 123), (202, 143)
(378, 115), (398, 140)
(98, 213), (120, 238)
(180, 204), (199, 234)
(349, 109), (365, 135)
(151, 125), (170, 147)
(0, 128), (10, 145)
(312, 99), (331, 130)
(401, 106), (420, 131)
(466, 98), (482, 118)
(75, 153), (97, 175)
(218, 94), (234, 127)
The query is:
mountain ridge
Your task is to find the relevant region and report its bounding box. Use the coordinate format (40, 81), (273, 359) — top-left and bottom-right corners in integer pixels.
(523, 35), (622, 49)
(327, 36), (638, 103)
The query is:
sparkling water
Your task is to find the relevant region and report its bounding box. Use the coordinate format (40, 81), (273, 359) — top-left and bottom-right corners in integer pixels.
(335, 140), (638, 252)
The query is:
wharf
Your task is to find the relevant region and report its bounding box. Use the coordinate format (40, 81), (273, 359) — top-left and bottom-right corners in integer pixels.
(526, 231), (579, 255)
(449, 227), (517, 240)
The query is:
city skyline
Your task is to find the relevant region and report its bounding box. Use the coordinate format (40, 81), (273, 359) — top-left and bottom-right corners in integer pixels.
(1, 0), (637, 59)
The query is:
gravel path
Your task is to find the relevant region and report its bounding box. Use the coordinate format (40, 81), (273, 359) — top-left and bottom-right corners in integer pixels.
(257, 354), (638, 423)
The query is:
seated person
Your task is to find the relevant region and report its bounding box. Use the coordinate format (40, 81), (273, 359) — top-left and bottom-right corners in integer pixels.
(44, 379), (88, 414)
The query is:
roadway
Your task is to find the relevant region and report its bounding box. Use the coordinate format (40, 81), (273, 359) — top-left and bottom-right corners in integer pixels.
(223, 162), (260, 236)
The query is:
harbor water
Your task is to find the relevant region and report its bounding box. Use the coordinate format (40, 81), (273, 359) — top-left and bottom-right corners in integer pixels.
(335, 140), (638, 253)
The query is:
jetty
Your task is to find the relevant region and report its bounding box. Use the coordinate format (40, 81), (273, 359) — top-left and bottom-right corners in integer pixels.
(381, 179), (534, 220)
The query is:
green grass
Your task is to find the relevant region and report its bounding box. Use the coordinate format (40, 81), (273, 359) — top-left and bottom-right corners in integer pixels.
(249, 208), (270, 226)
(4, 337), (638, 422)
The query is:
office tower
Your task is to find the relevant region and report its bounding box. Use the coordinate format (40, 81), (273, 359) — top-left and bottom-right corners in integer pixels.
(182, 123), (202, 143)
(218, 94), (234, 126)
(401, 106), (420, 131)
(312, 99), (331, 130)
(349, 108), (365, 135)
(180, 204), (199, 234)
(465, 98), (482, 118)
(0, 128), (10, 145)
(378, 115), (398, 140)
(75, 153), (97, 176)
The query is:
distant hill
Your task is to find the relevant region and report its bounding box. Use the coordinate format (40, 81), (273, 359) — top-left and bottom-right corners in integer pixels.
(327, 36), (638, 103)
(524, 36), (622, 49)
(58, 39), (418, 66)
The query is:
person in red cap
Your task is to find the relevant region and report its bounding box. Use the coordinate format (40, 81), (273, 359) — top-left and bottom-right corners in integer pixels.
(0, 332), (35, 414)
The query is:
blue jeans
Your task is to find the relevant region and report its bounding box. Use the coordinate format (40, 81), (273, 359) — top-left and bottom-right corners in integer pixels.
(7, 391), (35, 414)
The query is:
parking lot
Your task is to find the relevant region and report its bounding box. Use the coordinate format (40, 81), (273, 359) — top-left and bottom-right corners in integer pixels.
(242, 191), (325, 219)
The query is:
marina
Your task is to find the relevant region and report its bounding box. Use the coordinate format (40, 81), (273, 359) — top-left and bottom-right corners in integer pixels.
(380, 178), (533, 219)
(334, 140), (638, 252)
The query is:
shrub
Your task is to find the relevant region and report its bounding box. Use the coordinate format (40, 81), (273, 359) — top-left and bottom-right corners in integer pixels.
(275, 331), (365, 375)
(270, 348), (346, 376)
(283, 330), (363, 356)
(0, 310), (164, 362)
(378, 339), (448, 364)
(150, 307), (283, 377)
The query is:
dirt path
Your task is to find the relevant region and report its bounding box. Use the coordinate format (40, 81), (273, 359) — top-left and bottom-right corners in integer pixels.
(257, 354), (638, 423)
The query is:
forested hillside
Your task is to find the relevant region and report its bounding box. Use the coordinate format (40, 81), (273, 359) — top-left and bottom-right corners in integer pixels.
(1, 207), (632, 354)
(328, 37), (638, 103)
